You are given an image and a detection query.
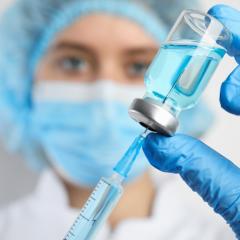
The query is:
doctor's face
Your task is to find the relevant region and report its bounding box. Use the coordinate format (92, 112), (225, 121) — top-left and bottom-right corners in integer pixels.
(35, 14), (159, 84)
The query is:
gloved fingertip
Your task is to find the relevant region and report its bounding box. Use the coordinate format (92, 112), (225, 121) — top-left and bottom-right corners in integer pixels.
(142, 133), (160, 168)
(220, 66), (240, 115)
(143, 133), (161, 152)
(144, 133), (193, 148)
(144, 132), (171, 150)
(144, 132), (158, 142)
(208, 5), (240, 57)
(220, 84), (240, 115)
(207, 4), (229, 16)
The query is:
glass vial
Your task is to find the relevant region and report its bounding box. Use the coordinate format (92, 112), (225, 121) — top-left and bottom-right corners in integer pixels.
(129, 10), (232, 135)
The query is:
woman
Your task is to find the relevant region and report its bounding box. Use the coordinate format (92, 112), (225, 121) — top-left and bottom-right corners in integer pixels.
(0, 0), (234, 239)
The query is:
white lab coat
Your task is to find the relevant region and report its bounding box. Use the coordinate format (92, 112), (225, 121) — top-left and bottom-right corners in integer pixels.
(0, 170), (235, 240)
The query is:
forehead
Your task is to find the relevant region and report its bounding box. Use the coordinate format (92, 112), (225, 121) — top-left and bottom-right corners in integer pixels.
(52, 14), (159, 48)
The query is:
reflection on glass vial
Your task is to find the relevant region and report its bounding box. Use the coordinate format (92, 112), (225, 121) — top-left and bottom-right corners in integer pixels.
(144, 41), (226, 115)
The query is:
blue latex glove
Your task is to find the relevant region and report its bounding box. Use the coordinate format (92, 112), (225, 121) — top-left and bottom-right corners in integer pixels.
(143, 134), (240, 237)
(143, 5), (240, 238)
(209, 5), (240, 115)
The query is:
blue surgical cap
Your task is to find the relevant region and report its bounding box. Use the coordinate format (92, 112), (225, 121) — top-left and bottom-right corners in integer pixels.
(0, 0), (203, 169)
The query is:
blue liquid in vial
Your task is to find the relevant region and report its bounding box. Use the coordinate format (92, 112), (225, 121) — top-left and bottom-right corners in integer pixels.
(145, 43), (225, 113)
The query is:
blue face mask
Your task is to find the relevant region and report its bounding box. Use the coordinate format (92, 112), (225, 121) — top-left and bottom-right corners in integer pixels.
(31, 80), (148, 187)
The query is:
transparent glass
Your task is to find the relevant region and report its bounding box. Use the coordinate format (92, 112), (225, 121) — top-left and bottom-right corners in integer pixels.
(64, 175), (123, 240)
(144, 10), (232, 116)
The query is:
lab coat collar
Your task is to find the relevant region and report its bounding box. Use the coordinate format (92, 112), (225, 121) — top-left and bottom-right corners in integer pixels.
(32, 169), (175, 239)
(33, 170), (70, 210)
(30, 169), (234, 240)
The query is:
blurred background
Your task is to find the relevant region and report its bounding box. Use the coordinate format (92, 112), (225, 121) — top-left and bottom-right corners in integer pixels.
(0, 0), (239, 207)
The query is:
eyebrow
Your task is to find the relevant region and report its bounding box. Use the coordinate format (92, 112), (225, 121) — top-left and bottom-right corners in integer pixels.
(50, 41), (159, 56)
(50, 42), (96, 55)
(124, 47), (159, 56)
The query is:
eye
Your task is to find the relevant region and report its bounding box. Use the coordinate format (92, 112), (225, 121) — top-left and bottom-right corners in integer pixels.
(58, 57), (88, 72)
(127, 62), (149, 77)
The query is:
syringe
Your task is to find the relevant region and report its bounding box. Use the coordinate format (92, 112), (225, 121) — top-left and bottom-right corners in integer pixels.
(63, 130), (147, 240)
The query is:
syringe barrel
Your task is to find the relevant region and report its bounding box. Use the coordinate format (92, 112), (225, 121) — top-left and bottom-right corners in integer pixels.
(86, 177), (123, 239)
(63, 175), (123, 240)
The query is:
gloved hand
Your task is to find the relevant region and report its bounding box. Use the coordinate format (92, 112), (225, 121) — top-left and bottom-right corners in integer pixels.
(143, 5), (240, 238)
(209, 5), (240, 115)
(143, 134), (240, 237)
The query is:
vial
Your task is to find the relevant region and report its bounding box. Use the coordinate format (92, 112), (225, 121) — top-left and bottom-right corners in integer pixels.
(129, 10), (232, 136)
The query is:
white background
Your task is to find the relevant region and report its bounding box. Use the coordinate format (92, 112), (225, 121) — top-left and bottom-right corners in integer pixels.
(0, 0), (239, 206)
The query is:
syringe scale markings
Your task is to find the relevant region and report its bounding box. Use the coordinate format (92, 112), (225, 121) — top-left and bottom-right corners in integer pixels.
(63, 133), (146, 240)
